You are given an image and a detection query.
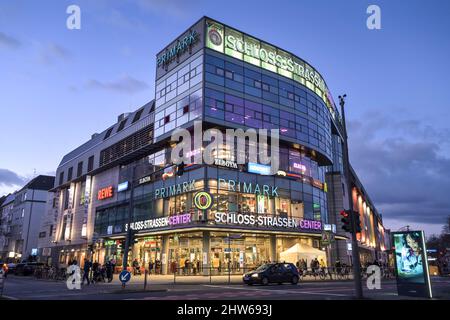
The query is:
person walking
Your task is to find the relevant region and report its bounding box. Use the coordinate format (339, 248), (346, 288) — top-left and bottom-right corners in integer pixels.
(81, 258), (92, 286)
(105, 259), (113, 283)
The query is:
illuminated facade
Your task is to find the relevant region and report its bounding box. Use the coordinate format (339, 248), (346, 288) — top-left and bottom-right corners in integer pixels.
(41, 17), (386, 272)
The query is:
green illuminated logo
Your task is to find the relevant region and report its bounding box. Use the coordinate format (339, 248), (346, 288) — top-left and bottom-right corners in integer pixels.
(193, 191), (213, 210)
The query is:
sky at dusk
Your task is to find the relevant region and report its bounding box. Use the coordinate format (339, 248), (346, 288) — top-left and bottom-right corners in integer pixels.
(1, 0), (449, 236)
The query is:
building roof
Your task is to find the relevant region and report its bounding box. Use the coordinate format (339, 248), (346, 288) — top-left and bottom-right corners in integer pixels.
(20, 175), (55, 192)
(57, 100), (155, 168)
(0, 193), (15, 207)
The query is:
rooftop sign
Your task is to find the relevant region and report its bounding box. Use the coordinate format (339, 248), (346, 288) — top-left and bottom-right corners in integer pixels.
(205, 19), (335, 116)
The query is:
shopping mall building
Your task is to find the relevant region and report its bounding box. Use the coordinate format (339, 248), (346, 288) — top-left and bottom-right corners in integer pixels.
(40, 17), (389, 273)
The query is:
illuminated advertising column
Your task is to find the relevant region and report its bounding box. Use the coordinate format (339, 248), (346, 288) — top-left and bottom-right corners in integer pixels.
(392, 230), (432, 298)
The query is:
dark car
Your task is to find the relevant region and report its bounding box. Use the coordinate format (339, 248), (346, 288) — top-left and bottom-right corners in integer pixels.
(14, 262), (44, 276)
(243, 263), (299, 285)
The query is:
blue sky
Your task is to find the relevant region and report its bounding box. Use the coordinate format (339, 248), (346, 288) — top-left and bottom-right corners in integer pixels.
(1, 0), (449, 236)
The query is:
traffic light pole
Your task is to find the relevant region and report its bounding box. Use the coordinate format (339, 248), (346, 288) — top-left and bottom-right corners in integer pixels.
(339, 95), (363, 299)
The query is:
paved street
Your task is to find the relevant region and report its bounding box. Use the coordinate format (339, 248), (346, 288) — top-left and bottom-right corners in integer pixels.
(1, 275), (449, 300)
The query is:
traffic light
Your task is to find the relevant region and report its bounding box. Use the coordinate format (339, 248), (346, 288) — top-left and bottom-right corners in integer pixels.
(176, 161), (185, 176)
(340, 210), (352, 233)
(353, 212), (362, 233)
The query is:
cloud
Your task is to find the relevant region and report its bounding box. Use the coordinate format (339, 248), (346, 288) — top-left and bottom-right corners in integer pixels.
(0, 31), (21, 49)
(86, 75), (149, 94)
(0, 168), (25, 187)
(347, 111), (450, 230)
(39, 43), (71, 65)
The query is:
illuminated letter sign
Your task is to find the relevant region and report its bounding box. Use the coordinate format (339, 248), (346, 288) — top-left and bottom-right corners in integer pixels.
(247, 162), (271, 175)
(193, 191), (213, 210)
(97, 186), (113, 200)
(205, 19), (336, 117)
(117, 181), (129, 192)
(157, 30), (199, 67)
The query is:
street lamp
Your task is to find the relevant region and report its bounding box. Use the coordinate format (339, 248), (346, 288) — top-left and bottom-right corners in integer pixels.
(338, 94), (363, 299)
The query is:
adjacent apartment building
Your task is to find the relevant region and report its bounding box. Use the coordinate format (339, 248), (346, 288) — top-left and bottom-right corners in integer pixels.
(0, 175), (55, 262)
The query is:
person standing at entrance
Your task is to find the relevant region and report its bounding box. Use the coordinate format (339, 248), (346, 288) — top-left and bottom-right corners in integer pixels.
(82, 258), (92, 286)
(105, 259), (113, 283)
(148, 260), (154, 275)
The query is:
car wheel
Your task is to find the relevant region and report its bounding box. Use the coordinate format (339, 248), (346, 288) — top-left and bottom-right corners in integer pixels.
(247, 283), (253, 286)
(261, 277), (269, 286)
(291, 276), (299, 285)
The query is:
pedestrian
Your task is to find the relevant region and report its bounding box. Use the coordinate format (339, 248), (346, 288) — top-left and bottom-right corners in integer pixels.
(105, 260), (113, 283)
(149, 260), (154, 275)
(132, 258), (141, 275)
(92, 261), (100, 283)
(82, 258), (92, 285)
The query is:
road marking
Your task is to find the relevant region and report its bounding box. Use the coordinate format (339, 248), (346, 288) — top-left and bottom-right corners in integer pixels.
(203, 285), (348, 297)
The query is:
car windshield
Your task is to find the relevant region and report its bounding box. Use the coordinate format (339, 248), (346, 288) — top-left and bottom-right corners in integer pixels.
(255, 264), (272, 272)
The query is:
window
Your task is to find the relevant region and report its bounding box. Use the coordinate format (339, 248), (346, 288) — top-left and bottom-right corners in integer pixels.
(132, 108), (144, 123)
(254, 80), (261, 88)
(49, 225), (54, 237)
(104, 127), (114, 140)
(39, 231), (46, 238)
(216, 67), (224, 76)
(262, 83), (269, 91)
(67, 167), (73, 181)
(59, 171), (64, 185)
(117, 119), (127, 132)
(164, 115), (170, 124)
(88, 156), (94, 172)
(183, 105), (189, 114)
(225, 70), (233, 79)
(77, 161), (83, 177)
(21, 208), (25, 218)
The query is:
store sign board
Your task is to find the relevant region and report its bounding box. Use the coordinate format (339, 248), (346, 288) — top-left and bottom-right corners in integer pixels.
(97, 186), (113, 200)
(205, 19), (335, 114)
(214, 212), (322, 232)
(139, 175), (152, 185)
(214, 158), (238, 169)
(118, 181), (129, 192)
(125, 213), (192, 232)
(392, 231), (433, 298)
(154, 180), (196, 199)
(218, 178), (278, 197)
(156, 30), (199, 67)
(247, 162), (271, 175)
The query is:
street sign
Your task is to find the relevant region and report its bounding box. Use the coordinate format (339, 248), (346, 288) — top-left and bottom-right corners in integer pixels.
(119, 270), (131, 284)
(321, 231), (334, 246)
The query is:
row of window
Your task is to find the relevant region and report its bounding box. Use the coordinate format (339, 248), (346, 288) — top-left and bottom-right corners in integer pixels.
(204, 54), (331, 129)
(204, 88), (332, 157)
(58, 155), (94, 186)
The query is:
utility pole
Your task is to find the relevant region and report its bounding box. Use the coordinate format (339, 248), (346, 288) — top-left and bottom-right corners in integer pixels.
(339, 94), (363, 299)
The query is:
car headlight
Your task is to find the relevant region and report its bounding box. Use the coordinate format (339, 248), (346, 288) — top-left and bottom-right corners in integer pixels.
(251, 273), (259, 278)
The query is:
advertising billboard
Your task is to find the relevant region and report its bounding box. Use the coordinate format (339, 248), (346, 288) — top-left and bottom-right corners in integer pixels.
(392, 231), (432, 298)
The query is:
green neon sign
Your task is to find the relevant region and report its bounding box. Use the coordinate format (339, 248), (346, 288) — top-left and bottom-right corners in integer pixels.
(205, 20), (335, 117)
